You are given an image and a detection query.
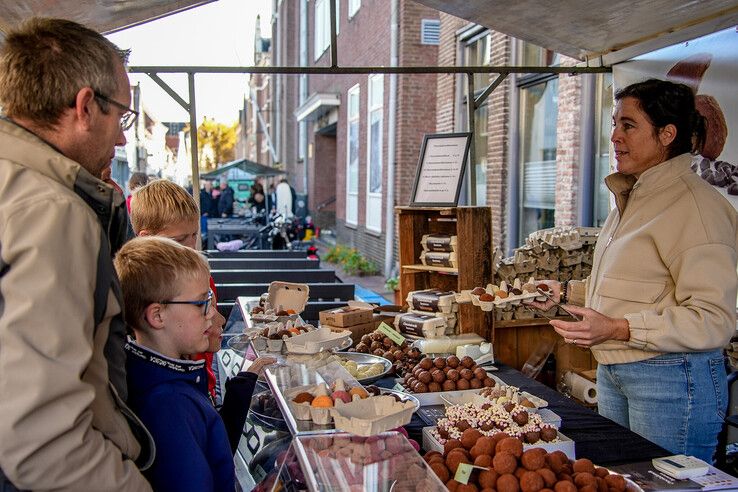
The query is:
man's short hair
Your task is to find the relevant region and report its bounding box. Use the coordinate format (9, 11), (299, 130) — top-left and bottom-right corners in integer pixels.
(0, 17), (130, 129)
(129, 179), (200, 234)
(114, 236), (210, 331)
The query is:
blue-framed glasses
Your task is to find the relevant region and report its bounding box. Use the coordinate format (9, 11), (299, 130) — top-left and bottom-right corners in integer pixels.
(160, 289), (214, 316)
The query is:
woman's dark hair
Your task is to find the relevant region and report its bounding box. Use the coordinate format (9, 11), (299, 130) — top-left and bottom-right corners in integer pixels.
(615, 78), (706, 158)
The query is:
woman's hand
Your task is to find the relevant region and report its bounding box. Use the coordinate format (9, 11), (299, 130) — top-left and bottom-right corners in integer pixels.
(524, 279), (561, 311)
(245, 356), (277, 375)
(549, 305), (630, 348)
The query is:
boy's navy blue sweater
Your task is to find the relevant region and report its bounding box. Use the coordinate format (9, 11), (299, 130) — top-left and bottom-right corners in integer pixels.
(125, 342), (235, 492)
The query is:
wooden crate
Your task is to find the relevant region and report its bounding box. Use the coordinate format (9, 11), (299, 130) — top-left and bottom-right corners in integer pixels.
(396, 206), (494, 340)
(493, 318), (597, 383)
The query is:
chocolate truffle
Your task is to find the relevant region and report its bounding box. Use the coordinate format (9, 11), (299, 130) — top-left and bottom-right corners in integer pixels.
(493, 452), (517, 475)
(521, 471), (544, 492)
(513, 411), (529, 426)
(447, 355), (461, 368)
(496, 437), (523, 459)
(443, 380), (457, 391)
(434, 357), (447, 369)
(430, 462), (450, 483)
(418, 370), (432, 384)
(554, 482), (576, 492)
(444, 439), (463, 454)
(496, 473), (520, 492)
(447, 369), (460, 381)
(540, 426), (557, 442)
(461, 428), (483, 450)
(520, 448), (546, 471)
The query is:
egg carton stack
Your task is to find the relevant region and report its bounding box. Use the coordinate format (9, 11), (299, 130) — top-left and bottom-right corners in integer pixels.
(495, 227), (599, 320)
(419, 234), (458, 268)
(402, 289), (459, 338)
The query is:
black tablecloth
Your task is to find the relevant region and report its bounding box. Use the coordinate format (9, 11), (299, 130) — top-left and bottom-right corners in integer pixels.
(376, 364), (670, 466)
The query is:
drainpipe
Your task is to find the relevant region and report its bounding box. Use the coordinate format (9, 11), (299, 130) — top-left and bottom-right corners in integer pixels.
(578, 74), (595, 226)
(506, 39), (520, 255)
(383, 0), (399, 279)
(300, 0), (308, 195)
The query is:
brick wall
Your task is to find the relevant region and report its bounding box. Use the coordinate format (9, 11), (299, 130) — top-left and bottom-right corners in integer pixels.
(435, 13), (465, 133)
(486, 31), (511, 250)
(394, 1), (440, 208)
(555, 56), (583, 227)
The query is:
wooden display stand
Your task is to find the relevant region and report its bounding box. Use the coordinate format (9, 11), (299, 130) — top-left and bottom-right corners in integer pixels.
(493, 318), (597, 384)
(396, 206), (494, 340)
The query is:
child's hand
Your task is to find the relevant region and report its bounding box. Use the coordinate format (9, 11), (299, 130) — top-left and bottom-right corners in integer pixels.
(244, 356), (277, 375)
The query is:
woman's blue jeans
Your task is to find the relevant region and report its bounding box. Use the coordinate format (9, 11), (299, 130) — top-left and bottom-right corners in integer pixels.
(597, 350), (728, 463)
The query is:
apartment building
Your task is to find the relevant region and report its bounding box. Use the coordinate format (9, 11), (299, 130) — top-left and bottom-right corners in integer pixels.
(249, 1), (614, 270)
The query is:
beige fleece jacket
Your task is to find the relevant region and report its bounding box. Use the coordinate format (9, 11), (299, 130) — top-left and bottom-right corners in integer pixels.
(586, 153), (738, 364)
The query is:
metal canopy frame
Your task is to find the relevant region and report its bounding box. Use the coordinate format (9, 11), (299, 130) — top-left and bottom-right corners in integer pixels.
(127, 0), (611, 210)
(130, 64), (610, 210)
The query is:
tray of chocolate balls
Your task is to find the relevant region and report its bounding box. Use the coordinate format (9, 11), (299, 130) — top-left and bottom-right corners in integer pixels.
(421, 432), (638, 492)
(347, 330), (425, 376)
(396, 355), (498, 406)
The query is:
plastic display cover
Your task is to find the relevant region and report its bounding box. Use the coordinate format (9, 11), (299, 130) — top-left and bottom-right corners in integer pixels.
(295, 431), (446, 492)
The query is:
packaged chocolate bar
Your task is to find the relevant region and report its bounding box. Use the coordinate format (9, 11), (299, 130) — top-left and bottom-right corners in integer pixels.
(420, 234), (457, 252)
(406, 289), (457, 313)
(393, 313), (446, 338)
(419, 251), (458, 268)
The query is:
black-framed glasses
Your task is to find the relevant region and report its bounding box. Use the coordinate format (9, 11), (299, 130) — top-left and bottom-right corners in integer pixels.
(93, 91), (139, 131)
(160, 290), (214, 316)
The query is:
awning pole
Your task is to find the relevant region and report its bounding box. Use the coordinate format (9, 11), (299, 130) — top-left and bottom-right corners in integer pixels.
(188, 73), (202, 244)
(467, 72), (477, 205)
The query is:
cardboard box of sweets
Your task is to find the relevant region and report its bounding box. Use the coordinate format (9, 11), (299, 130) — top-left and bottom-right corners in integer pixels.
(319, 301), (373, 327)
(322, 320), (374, 345)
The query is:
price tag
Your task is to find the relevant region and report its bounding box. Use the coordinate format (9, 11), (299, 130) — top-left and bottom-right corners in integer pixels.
(454, 463), (489, 485)
(377, 322), (405, 346)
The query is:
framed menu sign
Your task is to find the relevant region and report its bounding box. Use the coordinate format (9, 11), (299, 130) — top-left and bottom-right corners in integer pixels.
(410, 132), (471, 207)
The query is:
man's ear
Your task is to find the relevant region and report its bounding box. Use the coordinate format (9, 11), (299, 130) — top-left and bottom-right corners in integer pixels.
(137, 229), (152, 238)
(659, 124), (677, 147)
(71, 87), (97, 131)
(143, 303), (166, 330)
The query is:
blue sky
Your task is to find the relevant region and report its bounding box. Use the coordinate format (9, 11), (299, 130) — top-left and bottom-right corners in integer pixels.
(107, 0), (271, 124)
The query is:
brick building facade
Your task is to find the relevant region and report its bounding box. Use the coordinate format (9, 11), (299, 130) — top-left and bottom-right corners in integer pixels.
(249, 1), (613, 269)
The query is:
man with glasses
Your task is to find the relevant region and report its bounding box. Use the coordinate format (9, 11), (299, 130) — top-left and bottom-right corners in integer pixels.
(0, 18), (152, 491)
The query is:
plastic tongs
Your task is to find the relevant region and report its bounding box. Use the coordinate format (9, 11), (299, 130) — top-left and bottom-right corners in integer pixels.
(528, 287), (582, 322)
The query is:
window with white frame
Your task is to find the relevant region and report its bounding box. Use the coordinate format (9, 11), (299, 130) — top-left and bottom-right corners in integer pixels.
(314, 0), (340, 60)
(348, 0), (361, 18)
(366, 74), (383, 232)
(346, 84), (360, 226)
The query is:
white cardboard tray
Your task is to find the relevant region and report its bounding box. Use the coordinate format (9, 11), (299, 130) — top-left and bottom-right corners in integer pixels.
(422, 425), (575, 460)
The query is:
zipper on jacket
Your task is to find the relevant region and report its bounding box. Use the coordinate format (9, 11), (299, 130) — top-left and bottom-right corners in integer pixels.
(589, 191), (637, 299)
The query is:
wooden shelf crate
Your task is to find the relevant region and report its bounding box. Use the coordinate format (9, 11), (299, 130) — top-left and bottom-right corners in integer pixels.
(396, 206), (494, 340)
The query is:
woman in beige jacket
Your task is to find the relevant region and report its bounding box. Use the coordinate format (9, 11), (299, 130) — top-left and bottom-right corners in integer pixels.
(536, 79), (738, 462)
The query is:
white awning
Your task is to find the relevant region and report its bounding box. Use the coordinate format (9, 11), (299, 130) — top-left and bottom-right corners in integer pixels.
(0, 1), (214, 40)
(413, 0), (738, 65)
(294, 92), (341, 122)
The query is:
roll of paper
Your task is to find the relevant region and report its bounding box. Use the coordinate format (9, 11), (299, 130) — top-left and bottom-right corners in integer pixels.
(566, 371), (598, 404)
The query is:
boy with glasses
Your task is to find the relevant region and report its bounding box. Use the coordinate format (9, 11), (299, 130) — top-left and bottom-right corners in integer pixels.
(128, 178), (272, 453)
(115, 236), (271, 491)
